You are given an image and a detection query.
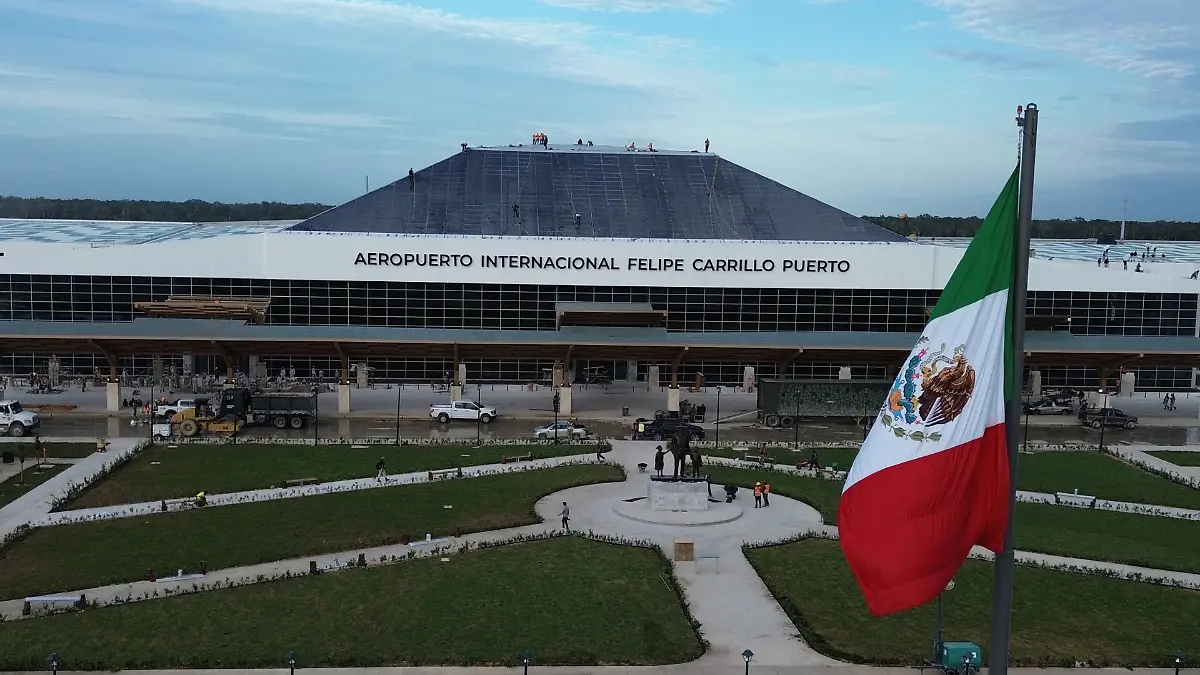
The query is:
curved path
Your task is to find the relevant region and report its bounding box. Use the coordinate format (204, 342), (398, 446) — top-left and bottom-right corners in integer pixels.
(2, 441), (1198, 672)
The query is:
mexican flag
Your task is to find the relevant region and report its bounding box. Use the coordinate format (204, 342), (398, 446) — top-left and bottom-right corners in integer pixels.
(838, 166), (1020, 616)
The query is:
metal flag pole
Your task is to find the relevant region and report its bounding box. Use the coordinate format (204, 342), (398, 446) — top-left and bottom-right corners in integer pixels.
(989, 103), (1038, 675)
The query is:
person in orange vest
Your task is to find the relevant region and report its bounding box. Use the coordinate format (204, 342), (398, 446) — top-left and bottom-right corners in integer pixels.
(753, 482), (763, 508)
(762, 482), (771, 507)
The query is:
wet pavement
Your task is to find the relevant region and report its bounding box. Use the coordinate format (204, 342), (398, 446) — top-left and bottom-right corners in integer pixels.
(29, 415), (1200, 446)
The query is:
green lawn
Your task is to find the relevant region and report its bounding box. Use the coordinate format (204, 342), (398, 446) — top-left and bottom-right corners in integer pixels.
(706, 466), (1200, 572)
(0, 463), (622, 599)
(0, 464), (71, 508)
(1, 442), (97, 459)
(747, 538), (1200, 667)
(64, 442), (592, 509)
(1013, 502), (1200, 574)
(0, 536), (703, 669)
(707, 445), (858, 469)
(1017, 451), (1200, 510)
(1146, 451), (1200, 467)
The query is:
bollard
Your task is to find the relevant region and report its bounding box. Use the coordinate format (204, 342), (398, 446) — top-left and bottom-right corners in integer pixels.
(309, 560), (318, 574)
(455, 525), (462, 537)
(501, 456), (508, 464)
(160, 500), (167, 512)
(456, 467), (463, 478)
(22, 600), (30, 616)
(77, 594), (87, 608)
(148, 567), (156, 582)
(427, 471), (433, 481)
(357, 552), (366, 566)
(200, 560), (207, 574)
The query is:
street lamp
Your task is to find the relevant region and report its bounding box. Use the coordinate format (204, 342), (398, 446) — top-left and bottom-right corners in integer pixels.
(521, 649), (532, 675)
(741, 649), (754, 675)
(46, 653), (60, 675)
(312, 383), (320, 445)
(476, 383), (482, 446)
(1096, 390), (1109, 450)
(395, 382), (402, 445)
(149, 377), (155, 447)
(1173, 651), (1186, 675)
(715, 386), (721, 446)
(286, 650), (297, 675)
(932, 579), (956, 664)
(552, 390), (561, 445)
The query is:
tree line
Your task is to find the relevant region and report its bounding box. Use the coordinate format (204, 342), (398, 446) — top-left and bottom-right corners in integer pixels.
(866, 214), (1200, 241)
(3, 196), (1199, 240)
(0, 197), (330, 223)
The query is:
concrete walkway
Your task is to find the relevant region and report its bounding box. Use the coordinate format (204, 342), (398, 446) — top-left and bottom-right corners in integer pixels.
(0, 438), (143, 540)
(0, 667), (1191, 675)
(1015, 489), (1200, 520)
(1116, 445), (1200, 484)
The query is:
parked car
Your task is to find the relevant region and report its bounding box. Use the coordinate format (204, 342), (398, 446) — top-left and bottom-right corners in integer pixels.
(534, 420), (589, 440)
(154, 398), (197, 419)
(631, 416), (705, 441)
(429, 400), (497, 424)
(1024, 399), (1073, 415)
(1078, 406), (1138, 429)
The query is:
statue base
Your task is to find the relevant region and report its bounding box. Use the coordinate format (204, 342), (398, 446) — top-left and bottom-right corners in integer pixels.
(648, 477), (710, 512)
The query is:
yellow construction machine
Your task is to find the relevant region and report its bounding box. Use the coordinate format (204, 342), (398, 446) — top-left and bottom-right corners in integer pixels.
(169, 398), (245, 437)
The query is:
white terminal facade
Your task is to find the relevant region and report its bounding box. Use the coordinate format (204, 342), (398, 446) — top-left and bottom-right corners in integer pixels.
(0, 142), (1198, 395)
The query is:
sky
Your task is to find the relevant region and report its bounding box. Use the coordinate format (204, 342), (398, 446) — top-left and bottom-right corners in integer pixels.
(0, 0), (1198, 221)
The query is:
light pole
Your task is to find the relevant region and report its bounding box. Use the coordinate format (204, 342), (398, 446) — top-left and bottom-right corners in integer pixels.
(312, 384), (319, 445)
(741, 649), (754, 675)
(932, 579), (956, 664)
(476, 383), (482, 446)
(553, 390), (561, 445)
(1173, 651), (1186, 675)
(149, 378), (155, 446)
(714, 386), (722, 445)
(394, 383), (402, 445)
(47, 653), (60, 675)
(1022, 404), (1030, 452)
(1097, 390), (1108, 450)
(286, 651), (297, 675)
(521, 649), (532, 675)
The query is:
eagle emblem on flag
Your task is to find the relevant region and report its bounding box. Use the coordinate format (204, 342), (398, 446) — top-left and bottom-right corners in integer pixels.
(880, 338), (977, 442)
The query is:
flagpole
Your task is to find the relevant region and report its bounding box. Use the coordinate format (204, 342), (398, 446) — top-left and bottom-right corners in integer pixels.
(989, 103), (1038, 675)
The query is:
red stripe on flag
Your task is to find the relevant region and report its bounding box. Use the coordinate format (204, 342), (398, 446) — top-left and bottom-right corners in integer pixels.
(838, 423), (1010, 616)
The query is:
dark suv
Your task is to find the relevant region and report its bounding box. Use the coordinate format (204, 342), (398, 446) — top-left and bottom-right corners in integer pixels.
(631, 417), (705, 441)
(1078, 407), (1138, 429)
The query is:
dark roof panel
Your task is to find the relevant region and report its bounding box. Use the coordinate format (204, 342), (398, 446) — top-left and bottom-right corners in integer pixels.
(289, 144), (905, 242)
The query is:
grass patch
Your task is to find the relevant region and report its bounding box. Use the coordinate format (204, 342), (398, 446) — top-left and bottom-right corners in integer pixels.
(704, 466), (843, 522)
(1146, 451), (1200, 467)
(64, 442), (590, 509)
(0, 464), (70, 508)
(1013, 502), (1200, 574)
(0, 536), (703, 669)
(1017, 451), (1200, 510)
(746, 538), (1200, 667)
(0, 463), (622, 599)
(1, 442), (96, 459)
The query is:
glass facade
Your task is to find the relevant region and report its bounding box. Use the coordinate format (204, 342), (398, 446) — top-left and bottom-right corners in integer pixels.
(0, 274), (1196, 389)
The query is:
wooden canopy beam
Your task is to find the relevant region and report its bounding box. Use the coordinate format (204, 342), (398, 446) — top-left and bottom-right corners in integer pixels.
(777, 348), (804, 377)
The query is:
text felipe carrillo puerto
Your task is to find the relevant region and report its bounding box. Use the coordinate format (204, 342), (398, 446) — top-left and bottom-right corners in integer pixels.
(353, 252), (851, 274)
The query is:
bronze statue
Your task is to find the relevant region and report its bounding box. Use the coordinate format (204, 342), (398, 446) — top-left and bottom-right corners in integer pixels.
(671, 430), (692, 477)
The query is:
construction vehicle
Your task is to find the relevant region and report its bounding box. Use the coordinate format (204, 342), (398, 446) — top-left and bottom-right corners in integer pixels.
(166, 398), (245, 438)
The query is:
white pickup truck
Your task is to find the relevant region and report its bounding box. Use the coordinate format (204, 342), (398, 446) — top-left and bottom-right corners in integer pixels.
(0, 399), (41, 437)
(429, 400), (497, 424)
(154, 398), (197, 419)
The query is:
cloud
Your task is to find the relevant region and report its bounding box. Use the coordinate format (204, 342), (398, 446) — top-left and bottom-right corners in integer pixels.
(1116, 114), (1200, 145)
(538, 0), (729, 12)
(753, 58), (891, 84)
(935, 48), (1052, 70)
(906, 20), (936, 30)
(927, 0), (1199, 83)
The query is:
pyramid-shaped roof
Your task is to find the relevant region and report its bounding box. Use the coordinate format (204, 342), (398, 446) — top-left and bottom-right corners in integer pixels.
(288, 144), (904, 241)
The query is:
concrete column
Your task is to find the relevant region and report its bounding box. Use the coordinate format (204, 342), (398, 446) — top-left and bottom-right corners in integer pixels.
(457, 362), (467, 389)
(1087, 391), (1111, 409)
(337, 383), (351, 414)
(153, 356), (164, 387)
(743, 366), (756, 391)
(552, 363), (566, 388)
(106, 381), (121, 414)
(182, 354), (194, 375)
(1118, 371), (1136, 397)
(450, 384), (463, 401)
(248, 355), (260, 380)
(356, 362), (369, 389)
(838, 366), (851, 380)
(667, 386), (681, 412)
(1029, 370), (1042, 397)
(557, 385), (573, 415)
(627, 361), (638, 382)
(647, 365), (660, 389)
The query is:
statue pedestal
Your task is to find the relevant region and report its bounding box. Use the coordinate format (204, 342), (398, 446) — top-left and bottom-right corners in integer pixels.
(648, 478), (709, 512)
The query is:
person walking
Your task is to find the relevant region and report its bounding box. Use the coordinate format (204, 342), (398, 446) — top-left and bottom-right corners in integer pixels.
(762, 482), (771, 507)
(1170, 393), (1177, 410)
(375, 457), (387, 483)
(559, 501), (570, 531)
(753, 482), (763, 508)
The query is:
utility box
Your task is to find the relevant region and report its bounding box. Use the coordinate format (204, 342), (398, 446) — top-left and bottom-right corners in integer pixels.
(673, 540), (695, 562)
(941, 642), (982, 670)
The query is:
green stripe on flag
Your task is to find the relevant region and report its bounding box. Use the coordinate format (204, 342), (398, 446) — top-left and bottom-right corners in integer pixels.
(928, 164), (1020, 397)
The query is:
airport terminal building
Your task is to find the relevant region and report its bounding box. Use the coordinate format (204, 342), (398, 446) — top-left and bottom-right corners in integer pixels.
(1, 141), (1199, 401)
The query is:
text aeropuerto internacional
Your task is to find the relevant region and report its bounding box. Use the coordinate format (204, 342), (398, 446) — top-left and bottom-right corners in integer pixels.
(353, 252), (851, 273)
